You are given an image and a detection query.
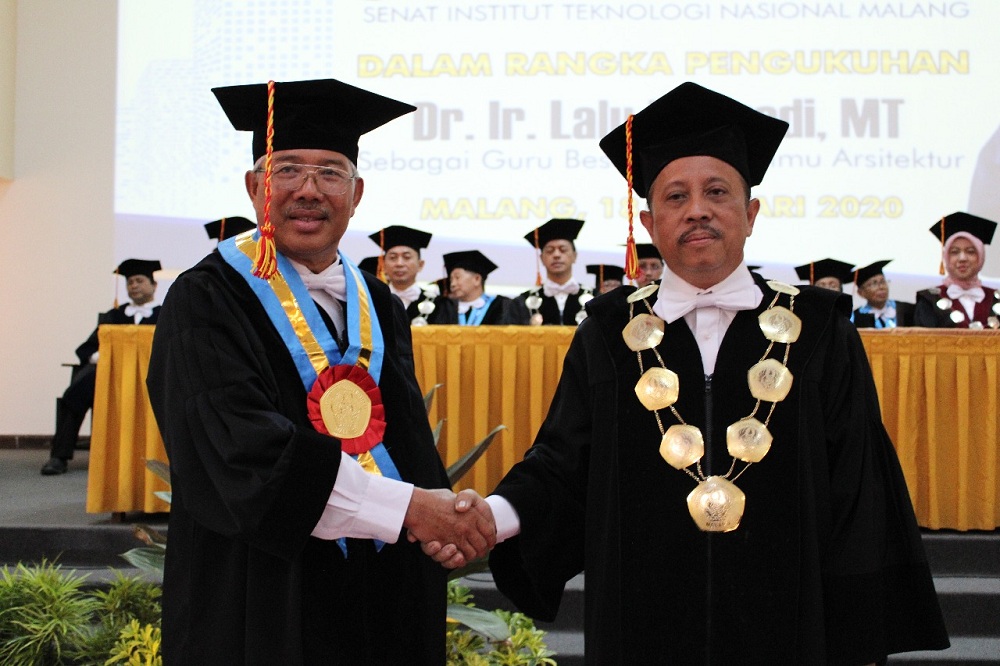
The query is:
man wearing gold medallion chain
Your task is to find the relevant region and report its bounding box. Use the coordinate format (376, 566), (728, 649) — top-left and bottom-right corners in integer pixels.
(145, 79), (495, 665)
(442, 83), (948, 664)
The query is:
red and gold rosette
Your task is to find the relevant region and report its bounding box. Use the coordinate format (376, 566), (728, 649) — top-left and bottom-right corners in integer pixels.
(307, 365), (386, 455)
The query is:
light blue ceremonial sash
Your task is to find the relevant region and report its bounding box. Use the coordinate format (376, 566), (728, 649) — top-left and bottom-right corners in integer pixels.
(857, 299), (898, 329)
(459, 294), (495, 326)
(219, 231), (401, 555)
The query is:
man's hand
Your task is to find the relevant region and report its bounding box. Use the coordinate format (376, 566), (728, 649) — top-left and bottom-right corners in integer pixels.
(404, 488), (496, 569)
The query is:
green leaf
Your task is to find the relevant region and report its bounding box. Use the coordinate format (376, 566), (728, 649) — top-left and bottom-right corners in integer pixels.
(432, 419), (445, 448)
(423, 383), (444, 413)
(446, 557), (490, 581)
(120, 547), (165, 575)
(445, 604), (510, 642)
(447, 425), (506, 485)
(153, 491), (172, 504)
(144, 459), (171, 485)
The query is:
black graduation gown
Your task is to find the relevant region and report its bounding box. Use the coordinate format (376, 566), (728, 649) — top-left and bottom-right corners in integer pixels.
(146, 252), (449, 666)
(427, 294), (530, 325)
(914, 285), (1000, 328)
(62, 304), (160, 414)
(489, 278), (948, 665)
(852, 300), (914, 328)
(516, 287), (589, 325)
(75, 303), (161, 363)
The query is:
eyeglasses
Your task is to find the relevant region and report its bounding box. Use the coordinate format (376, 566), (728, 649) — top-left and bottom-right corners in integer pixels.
(254, 163), (356, 195)
(862, 277), (890, 289)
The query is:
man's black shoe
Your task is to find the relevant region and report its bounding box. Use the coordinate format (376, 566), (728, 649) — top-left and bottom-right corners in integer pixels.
(40, 457), (68, 475)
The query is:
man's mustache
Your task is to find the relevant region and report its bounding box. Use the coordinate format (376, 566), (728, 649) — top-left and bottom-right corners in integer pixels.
(679, 224), (722, 243)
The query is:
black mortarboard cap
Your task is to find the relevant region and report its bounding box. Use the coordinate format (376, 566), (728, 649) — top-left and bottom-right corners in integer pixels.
(368, 225), (432, 253)
(524, 218), (584, 249)
(115, 259), (161, 281)
(929, 212), (997, 246)
(212, 78), (417, 164)
(599, 82), (789, 198)
(586, 264), (625, 283)
(635, 243), (662, 261)
(747, 265), (762, 272)
(443, 250), (498, 279)
(204, 216), (256, 242)
(357, 256), (381, 275)
(794, 258), (854, 285)
(854, 260), (892, 287)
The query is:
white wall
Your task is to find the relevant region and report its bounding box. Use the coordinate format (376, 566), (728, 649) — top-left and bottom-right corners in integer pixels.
(0, 0), (117, 434)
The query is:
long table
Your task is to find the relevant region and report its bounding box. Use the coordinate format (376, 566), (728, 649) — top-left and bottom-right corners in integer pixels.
(86, 324), (1000, 530)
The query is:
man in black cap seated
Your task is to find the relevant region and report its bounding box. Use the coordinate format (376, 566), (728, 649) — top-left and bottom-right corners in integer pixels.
(428, 250), (529, 325)
(794, 257), (855, 292)
(517, 218), (592, 325)
(635, 242), (664, 287)
(145, 78), (495, 665)
(914, 212), (1000, 329)
(367, 225), (439, 325)
(430, 82), (947, 663)
(852, 259), (914, 328)
(586, 263), (625, 295)
(41, 259), (161, 475)
(204, 215), (256, 243)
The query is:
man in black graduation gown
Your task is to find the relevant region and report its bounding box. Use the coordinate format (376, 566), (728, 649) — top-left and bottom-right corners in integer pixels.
(146, 79), (495, 665)
(458, 83), (948, 664)
(852, 259), (914, 328)
(635, 242), (664, 287)
(428, 250), (529, 325)
(587, 263), (625, 295)
(41, 259), (161, 475)
(794, 257), (855, 292)
(366, 224), (440, 325)
(517, 218), (592, 325)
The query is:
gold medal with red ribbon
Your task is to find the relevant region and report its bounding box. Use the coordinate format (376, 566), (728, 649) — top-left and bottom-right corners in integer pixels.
(307, 365), (386, 455)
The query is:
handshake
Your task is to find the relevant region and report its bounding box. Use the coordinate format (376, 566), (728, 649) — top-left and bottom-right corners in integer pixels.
(403, 488), (497, 569)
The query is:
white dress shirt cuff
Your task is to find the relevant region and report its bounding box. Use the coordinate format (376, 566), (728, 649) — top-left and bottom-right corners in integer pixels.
(311, 452), (414, 543)
(486, 494), (521, 543)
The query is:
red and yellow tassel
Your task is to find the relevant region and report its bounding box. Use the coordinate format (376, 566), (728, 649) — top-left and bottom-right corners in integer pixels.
(253, 80), (278, 280)
(623, 114), (639, 281)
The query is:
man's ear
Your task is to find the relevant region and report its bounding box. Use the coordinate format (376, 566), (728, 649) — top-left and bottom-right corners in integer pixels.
(245, 170), (258, 201)
(639, 209), (654, 237)
(746, 198), (761, 237)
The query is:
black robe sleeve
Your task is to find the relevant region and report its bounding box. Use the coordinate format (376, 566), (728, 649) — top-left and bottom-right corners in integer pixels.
(146, 265), (343, 561)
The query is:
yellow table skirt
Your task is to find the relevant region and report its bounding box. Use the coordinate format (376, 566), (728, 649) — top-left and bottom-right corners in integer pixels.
(87, 325), (169, 514)
(86, 324), (1000, 530)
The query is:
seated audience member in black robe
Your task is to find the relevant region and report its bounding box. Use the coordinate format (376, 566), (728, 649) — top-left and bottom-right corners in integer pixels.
(428, 82), (949, 664)
(852, 259), (914, 328)
(517, 218), (592, 325)
(428, 250), (529, 325)
(41, 259), (161, 475)
(145, 78), (495, 666)
(634, 242), (664, 287)
(586, 263), (625, 295)
(366, 224), (440, 325)
(794, 257), (855, 292)
(914, 212), (1000, 329)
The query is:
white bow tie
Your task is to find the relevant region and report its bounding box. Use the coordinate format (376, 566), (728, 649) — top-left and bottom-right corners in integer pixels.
(655, 284), (760, 323)
(543, 280), (579, 297)
(124, 303), (154, 320)
(299, 271), (346, 301)
(393, 284), (422, 305)
(457, 297), (485, 314)
(946, 284), (985, 303)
